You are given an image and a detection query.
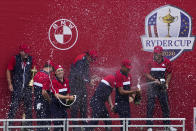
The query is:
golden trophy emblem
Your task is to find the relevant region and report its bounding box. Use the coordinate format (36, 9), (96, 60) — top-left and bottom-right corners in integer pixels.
(159, 9), (178, 37)
(29, 66), (37, 87)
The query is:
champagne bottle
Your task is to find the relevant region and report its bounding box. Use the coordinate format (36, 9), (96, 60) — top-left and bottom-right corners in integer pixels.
(134, 77), (142, 105)
(134, 91), (141, 105)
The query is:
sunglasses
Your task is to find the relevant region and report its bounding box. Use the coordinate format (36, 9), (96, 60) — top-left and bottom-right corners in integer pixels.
(56, 69), (64, 72)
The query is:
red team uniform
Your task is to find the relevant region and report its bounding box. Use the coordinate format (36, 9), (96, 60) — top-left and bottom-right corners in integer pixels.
(114, 70), (132, 118)
(33, 70), (51, 131)
(145, 57), (172, 125)
(114, 70), (132, 131)
(87, 75), (115, 131)
(50, 78), (70, 131)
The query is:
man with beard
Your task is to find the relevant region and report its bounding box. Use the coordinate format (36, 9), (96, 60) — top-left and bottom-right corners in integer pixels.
(145, 46), (177, 131)
(114, 59), (139, 131)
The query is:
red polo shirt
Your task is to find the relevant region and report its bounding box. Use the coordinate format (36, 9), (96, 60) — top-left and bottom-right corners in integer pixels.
(33, 71), (51, 91)
(115, 70), (132, 88)
(51, 78), (70, 95)
(145, 57), (172, 78)
(101, 75), (116, 88)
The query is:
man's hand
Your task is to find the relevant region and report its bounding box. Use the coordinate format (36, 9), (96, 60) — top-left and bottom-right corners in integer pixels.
(136, 87), (141, 92)
(111, 105), (115, 112)
(8, 84), (13, 92)
(7, 69), (13, 92)
(42, 89), (51, 103)
(166, 83), (169, 89)
(68, 95), (75, 101)
(129, 96), (134, 103)
(154, 79), (161, 84)
(110, 104), (114, 111)
(90, 80), (96, 87)
(132, 88), (140, 94)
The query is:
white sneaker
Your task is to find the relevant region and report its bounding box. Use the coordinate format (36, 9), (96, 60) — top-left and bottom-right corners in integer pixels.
(169, 127), (177, 131)
(147, 128), (153, 131)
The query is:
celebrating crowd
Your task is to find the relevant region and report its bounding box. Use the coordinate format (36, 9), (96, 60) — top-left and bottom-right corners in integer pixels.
(6, 44), (177, 131)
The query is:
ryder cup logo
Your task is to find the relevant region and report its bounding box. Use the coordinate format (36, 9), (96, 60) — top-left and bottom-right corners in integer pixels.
(141, 5), (195, 61)
(49, 19), (78, 50)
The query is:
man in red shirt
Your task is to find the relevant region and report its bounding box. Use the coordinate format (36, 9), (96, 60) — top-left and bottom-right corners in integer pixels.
(145, 46), (176, 131)
(33, 60), (54, 131)
(6, 44), (34, 126)
(51, 65), (74, 131)
(69, 50), (97, 131)
(87, 75), (115, 131)
(114, 59), (139, 131)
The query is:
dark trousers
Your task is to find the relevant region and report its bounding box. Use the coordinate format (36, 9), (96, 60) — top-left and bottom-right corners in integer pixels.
(86, 99), (112, 131)
(115, 101), (130, 131)
(70, 93), (87, 131)
(51, 102), (68, 131)
(146, 86), (170, 125)
(34, 95), (51, 131)
(70, 79), (88, 131)
(8, 87), (32, 126)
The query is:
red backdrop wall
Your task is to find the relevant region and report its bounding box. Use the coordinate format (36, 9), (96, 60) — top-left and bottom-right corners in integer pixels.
(0, 0), (195, 130)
